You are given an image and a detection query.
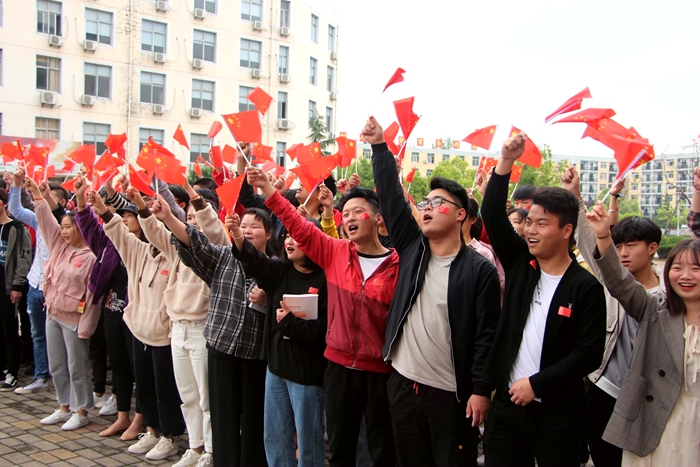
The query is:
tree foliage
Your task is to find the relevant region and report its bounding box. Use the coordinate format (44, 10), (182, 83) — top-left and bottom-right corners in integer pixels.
(307, 113), (334, 154)
(519, 145), (569, 189)
(431, 137), (453, 150)
(187, 165), (214, 185)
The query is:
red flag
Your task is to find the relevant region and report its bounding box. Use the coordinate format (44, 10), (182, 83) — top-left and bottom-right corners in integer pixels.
(173, 124), (190, 149)
(210, 146), (224, 169)
(94, 151), (124, 172)
(93, 167), (120, 191)
(197, 155), (215, 170)
(406, 167), (417, 183)
(70, 144), (96, 172)
(1, 140), (26, 164)
(61, 159), (76, 172)
(286, 143), (304, 161)
(453, 141), (460, 149)
(383, 122), (401, 156)
(222, 110), (262, 143)
(339, 131), (347, 138)
(296, 143), (323, 165)
(398, 136), (405, 145)
(285, 172), (296, 189)
(552, 108), (616, 125)
(510, 164), (523, 183)
(335, 136), (356, 168)
(207, 121), (223, 139)
(477, 156), (498, 176)
(216, 173), (245, 214)
(156, 164), (187, 185)
(146, 136), (176, 159)
(62, 177), (79, 192)
(509, 127), (542, 168)
(219, 145), (236, 164)
(291, 165), (331, 194)
(194, 159), (202, 177)
(104, 133), (127, 155)
(261, 160), (285, 176)
(609, 135), (655, 178)
(136, 144), (156, 175)
(247, 87), (273, 115)
(393, 97), (420, 140)
(128, 163), (155, 197)
(462, 125), (497, 151)
(417, 138), (424, 147)
(383, 68), (406, 92)
(435, 139), (443, 149)
(544, 87), (592, 123)
(251, 142), (274, 162)
(26, 145), (49, 167)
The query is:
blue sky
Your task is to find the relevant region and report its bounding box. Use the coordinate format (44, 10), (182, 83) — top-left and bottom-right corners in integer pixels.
(336, 0), (700, 158)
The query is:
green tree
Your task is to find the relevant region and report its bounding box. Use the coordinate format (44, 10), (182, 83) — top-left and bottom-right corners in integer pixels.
(518, 145), (568, 188)
(187, 165), (213, 185)
(618, 196), (643, 220)
(407, 169), (430, 200)
(431, 137), (453, 150)
(356, 158), (375, 190)
(307, 112), (334, 154)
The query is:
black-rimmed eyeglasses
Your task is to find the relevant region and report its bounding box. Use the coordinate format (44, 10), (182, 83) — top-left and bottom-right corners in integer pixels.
(416, 196), (462, 211)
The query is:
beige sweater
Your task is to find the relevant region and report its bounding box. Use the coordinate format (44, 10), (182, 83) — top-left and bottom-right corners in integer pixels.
(103, 212), (172, 347)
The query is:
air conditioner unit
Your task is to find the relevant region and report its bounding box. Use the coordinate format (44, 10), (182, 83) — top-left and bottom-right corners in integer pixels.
(276, 119), (291, 130)
(192, 58), (204, 69)
(83, 40), (98, 52)
(40, 91), (57, 106)
(330, 51), (338, 61)
(156, 1), (169, 12)
(154, 52), (166, 63)
(253, 21), (264, 31)
(329, 91), (337, 101)
(193, 8), (206, 19)
(153, 104), (166, 114)
(279, 73), (290, 83)
(251, 68), (263, 79)
(280, 26), (291, 36)
(49, 35), (63, 47)
(81, 95), (96, 106)
(190, 108), (203, 118)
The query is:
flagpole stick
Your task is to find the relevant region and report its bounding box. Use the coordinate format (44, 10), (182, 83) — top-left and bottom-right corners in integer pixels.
(509, 182), (519, 200)
(303, 179), (324, 207)
(407, 182), (412, 193)
(355, 157), (358, 175)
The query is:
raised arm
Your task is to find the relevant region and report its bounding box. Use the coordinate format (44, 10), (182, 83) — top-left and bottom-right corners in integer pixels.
(8, 170), (38, 230)
(137, 193), (178, 264)
(155, 178), (186, 222)
(75, 179), (112, 260)
(192, 197), (232, 247)
(150, 193), (190, 249)
(172, 224), (224, 286)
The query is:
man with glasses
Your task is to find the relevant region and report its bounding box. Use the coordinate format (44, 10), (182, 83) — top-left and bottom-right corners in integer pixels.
(364, 116), (501, 467)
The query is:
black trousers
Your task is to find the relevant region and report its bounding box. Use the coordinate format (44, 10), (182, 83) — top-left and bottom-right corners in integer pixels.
(0, 293), (21, 377)
(89, 312), (107, 394)
(483, 390), (581, 467)
(387, 370), (480, 467)
(324, 361), (396, 467)
(17, 291), (32, 365)
(208, 350), (267, 467)
(102, 314), (135, 412)
(585, 383), (622, 467)
(131, 339), (184, 437)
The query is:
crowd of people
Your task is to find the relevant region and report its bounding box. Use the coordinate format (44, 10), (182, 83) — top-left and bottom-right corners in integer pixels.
(0, 120), (699, 467)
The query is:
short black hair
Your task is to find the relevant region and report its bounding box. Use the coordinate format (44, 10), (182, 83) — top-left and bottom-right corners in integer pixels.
(168, 185), (190, 211)
(466, 197), (479, 221)
(429, 177), (469, 212)
(243, 207), (280, 258)
(513, 184), (536, 202)
(339, 187), (380, 214)
(507, 207), (529, 223)
(323, 174), (337, 197)
(192, 177), (216, 190)
(284, 189), (300, 208)
(611, 216), (662, 246)
(195, 188), (219, 213)
(0, 188), (7, 206)
(531, 187), (579, 246)
(49, 184), (69, 201)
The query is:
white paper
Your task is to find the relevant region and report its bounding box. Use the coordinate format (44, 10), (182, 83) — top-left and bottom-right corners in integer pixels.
(283, 294), (318, 320)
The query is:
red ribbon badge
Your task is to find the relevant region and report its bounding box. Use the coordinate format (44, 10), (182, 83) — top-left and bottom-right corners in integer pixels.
(308, 287), (319, 294)
(558, 306), (572, 318)
(529, 260), (537, 270)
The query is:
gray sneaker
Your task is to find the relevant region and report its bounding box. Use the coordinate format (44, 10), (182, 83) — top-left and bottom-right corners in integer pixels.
(14, 378), (49, 394)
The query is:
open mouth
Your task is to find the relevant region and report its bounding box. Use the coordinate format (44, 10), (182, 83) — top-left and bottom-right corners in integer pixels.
(286, 246), (296, 254)
(679, 283), (696, 290)
(528, 238), (539, 246)
(347, 224), (359, 233)
(422, 214), (433, 223)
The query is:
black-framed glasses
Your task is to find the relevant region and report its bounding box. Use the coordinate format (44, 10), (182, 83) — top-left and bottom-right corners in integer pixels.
(416, 196), (462, 211)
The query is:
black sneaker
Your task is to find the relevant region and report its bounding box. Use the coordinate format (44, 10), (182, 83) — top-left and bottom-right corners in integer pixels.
(0, 374), (18, 392)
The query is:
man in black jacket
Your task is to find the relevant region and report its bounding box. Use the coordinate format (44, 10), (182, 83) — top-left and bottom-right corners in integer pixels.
(364, 116), (501, 467)
(481, 132), (605, 467)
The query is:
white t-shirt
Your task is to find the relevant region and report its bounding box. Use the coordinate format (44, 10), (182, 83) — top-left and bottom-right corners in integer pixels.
(509, 271), (563, 394)
(358, 251), (390, 280)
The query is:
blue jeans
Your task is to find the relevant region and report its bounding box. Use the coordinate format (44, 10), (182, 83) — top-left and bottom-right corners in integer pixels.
(27, 286), (49, 380)
(264, 369), (325, 467)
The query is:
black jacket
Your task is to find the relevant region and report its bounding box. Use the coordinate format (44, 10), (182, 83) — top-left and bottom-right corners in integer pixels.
(372, 142), (501, 401)
(481, 169), (606, 430)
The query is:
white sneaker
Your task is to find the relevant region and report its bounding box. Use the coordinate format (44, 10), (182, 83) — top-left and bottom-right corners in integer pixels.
(98, 395), (117, 416)
(14, 378), (49, 394)
(172, 449), (201, 467)
(195, 453), (213, 467)
(93, 392), (107, 408)
(40, 409), (72, 425)
(128, 432), (160, 454)
(61, 413), (89, 431)
(145, 436), (179, 460)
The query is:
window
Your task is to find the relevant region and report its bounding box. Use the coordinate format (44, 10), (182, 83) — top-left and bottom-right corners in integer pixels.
(192, 79), (214, 111)
(83, 122), (110, 155)
(84, 63), (111, 98)
(363, 149), (371, 159)
(411, 152), (419, 163)
(310, 14), (318, 42)
(85, 9), (112, 45)
(442, 154), (449, 162)
(194, 0), (216, 13)
(327, 66), (334, 92)
(240, 39), (261, 68)
(278, 46), (289, 73)
(325, 107), (333, 133)
(140, 71), (165, 104)
(277, 91), (288, 118)
(193, 29), (216, 62)
(189, 133), (209, 162)
(139, 128), (164, 149)
(328, 25), (336, 52)
(600, 162), (607, 169)
(427, 169), (433, 177)
(36, 55), (60, 92)
(239, 86), (254, 111)
(427, 153), (434, 164)
(241, 0), (261, 21)
(276, 141), (286, 167)
(0, 0), (3, 28)
(280, 0), (290, 27)
(36, 117), (59, 139)
(0, 50), (3, 86)
(309, 57), (317, 85)
(308, 100), (317, 123)
(142, 20), (167, 54)
(37, 0), (61, 36)
(472, 156), (479, 165)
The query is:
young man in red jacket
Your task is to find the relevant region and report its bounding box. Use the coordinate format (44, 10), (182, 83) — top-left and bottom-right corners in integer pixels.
(247, 167), (399, 467)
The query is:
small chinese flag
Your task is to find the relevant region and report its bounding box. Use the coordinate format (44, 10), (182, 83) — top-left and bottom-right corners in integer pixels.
(222, 145), (237, 164)
(335, 136), (356, 169)
(545, 87), (592, 123)
(383, 122), (401, 156)
(105, 133), (127, 156)
(26, 145), (49, 167)
(393, 97), (420, 140)
(1, 140), (26, 164)
(398, 136), (405, 145)
(173, 124), (190, 150)
(339, 131), (347, 138)
(216, 173), (246, 214)
(128, 163), (155, 197)
(462, 125), (497, 151)
(382, 67), (406, 92)
(510, 127), (542, 168)
(552, 108), (616, 125)
(471, 144), (477, 151)
(61, 176), (79, 192)
(405, 167), (417, 183)
(94, 151), (124, 172)
(510, 164), (523, 183)
(210, 146), (224, 169)
(417, 138), (424, 147)
(194, 159), (202, 177)
(251, 142), (274, 162)
(453, 141), (460, 149)
(436, 139), (443, 149)
(222, 110), (262, 143)
(286, 143), (304, 161)
(207, 121), (223, 138)
(247, 87), (273, 115)
(197, 155), (215, 169)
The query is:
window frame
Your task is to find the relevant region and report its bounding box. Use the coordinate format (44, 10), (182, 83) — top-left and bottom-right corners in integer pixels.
(140, 71), (166, 105)
(239, 38), (262, 69)
(85, 8), (113, 45)
(193, 29), (216, 63)
(37, 0), (62, 36)
(194, 0), (217, 14)
(310, 14), (318, 43)
(328, 24), (336, 52)
(276, 141), (287, 167)
(326, 65), (334, 92)
(279, 0), (290, 28)
(240, 0), (262, 22)
(189, 132), (209, 162)
(309, 57), (317, 85)
(278, 45), (289, 74)
(139, 128), (165, 149)
(84, 62), (112, 99)
(35, 117), (60, 139)
(192, 78), (215, 111)
(308, 100), (317, 123)
(36, 55), (61, 92)
(277, 91), (288, 119)
(325, 106), (333, 134)
(141, 19), (168, 54)
(238, 85), (255, 112)
(83, 122), (111, 155)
